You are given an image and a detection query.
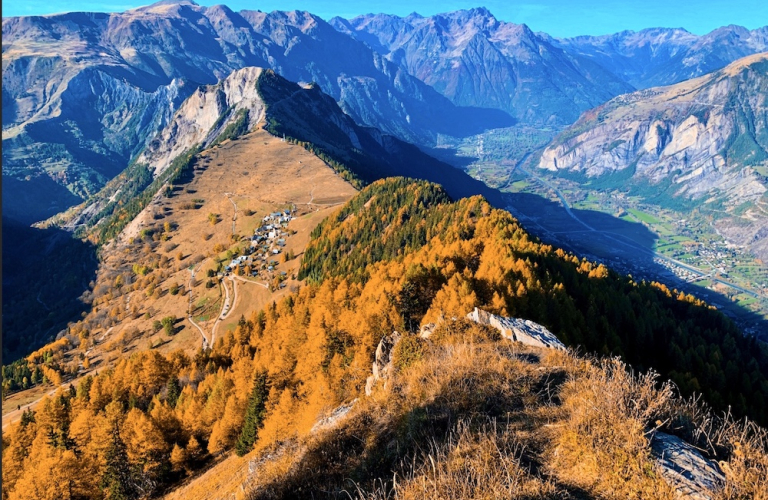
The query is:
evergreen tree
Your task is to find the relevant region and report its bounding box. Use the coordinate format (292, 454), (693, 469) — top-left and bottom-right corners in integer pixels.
(235, 370), (269, 457)
(166, 377), (181, 408)
(20, 408), (35, 427)
(101, 424), (138, 500)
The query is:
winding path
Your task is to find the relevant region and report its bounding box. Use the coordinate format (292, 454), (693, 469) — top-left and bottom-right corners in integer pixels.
(211, 276), (233, 346)
(187, 261), (209, 349)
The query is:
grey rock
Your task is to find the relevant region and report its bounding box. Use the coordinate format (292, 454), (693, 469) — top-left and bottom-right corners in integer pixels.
(538, 53), (768, 261)
(651, 431), (725, 500)
(365, 331), (401, 396)
(466, 307), (566, 350)
(419, 323), (436, 339)
(310, 399), (357, 434)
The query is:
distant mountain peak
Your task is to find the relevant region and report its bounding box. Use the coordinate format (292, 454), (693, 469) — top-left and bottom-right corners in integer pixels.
(149, 0), (199, 6)
(131, 0), (200, 14)
(435, 6), (498, 24)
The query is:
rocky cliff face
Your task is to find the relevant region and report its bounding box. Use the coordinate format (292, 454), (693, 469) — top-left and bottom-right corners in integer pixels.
(539, 53), (768, 259)
(65, 67), (506, 233)
(138, 67), (266, 175)
(331, 8), (634, 127)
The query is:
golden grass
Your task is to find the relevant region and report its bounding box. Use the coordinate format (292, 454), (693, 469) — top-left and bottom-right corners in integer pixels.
(549, 358), (676, 499)
(358, 420), (558, 500)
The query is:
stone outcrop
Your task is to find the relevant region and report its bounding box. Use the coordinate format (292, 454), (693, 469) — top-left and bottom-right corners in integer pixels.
(310, 399), (358, 434)
(466, 307), (566, 350)
(419, 323), (436, 339)
(365, 331), (401, 396)
(651, 431), (725, 500)
(138, 67), (266, 176)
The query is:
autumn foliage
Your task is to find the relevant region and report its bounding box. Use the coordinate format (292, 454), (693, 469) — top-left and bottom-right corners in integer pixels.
(3, 178), (768, 499)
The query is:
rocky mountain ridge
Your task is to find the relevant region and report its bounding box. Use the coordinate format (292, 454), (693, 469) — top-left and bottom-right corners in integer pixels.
(5, 3), (766, 225)
(138, 67), (267, 175)
(65, 66), (506, 235)
(1, 0), (508, 224)
(331, 8), (634, 126)
(552, 25), (768, 89)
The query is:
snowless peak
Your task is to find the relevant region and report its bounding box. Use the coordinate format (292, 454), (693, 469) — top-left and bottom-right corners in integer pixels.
(131, 0), (201, 14)
(466, 6), (495, 19)
(444, 6), (497, 24)
(149, 0), (199, 7)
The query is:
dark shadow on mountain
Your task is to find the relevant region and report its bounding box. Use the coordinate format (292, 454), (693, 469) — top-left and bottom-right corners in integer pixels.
(417, 145), (478, 169)
(505, 191), (768, 340)
(2, 216), (98, 361)
(258, 70), (508, 208)
(442, 105), (516, 138)
(1, 175), (84, 226)
(260, 68), (767, 337)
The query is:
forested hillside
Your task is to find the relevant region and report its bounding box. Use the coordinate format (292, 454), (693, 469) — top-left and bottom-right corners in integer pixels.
(301, 179), (768, 421)
(3, 179), (767, 500)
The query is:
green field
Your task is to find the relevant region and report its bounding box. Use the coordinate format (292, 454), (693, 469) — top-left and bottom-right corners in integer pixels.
(627, 208), (661, 224)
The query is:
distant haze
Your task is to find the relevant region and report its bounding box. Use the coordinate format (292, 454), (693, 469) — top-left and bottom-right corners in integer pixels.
(3, 0), (767, 37)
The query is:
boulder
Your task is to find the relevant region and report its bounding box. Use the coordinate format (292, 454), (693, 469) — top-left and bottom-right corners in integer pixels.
(466, 308), (566, 350)
(419, 323), (436, 339)
(651, 431), (725, 500)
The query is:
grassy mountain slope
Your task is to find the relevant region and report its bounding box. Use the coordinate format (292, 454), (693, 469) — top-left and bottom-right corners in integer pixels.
(257, 69), (506, 207)
(61, 66), (506, 246)
(1, 126), (356, 421)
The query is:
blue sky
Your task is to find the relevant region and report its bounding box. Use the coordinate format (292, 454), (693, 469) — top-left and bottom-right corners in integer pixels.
(3, 0), (767, 37)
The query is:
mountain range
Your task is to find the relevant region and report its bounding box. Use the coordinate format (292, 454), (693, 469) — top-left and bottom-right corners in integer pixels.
(4, 1), (767, 225)
(551, 25), (768, 89)
(1, 1), (507, 223)
(4, 4), (768, 499)
(62, 65), (504, 240)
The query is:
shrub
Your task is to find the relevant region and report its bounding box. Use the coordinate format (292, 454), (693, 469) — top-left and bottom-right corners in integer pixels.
(392, 334), (425, 371)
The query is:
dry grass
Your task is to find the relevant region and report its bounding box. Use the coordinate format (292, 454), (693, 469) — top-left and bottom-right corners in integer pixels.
(549, 358), (676, 499)
(358, 420), (558, 500)
(164, 321), (768, 500)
